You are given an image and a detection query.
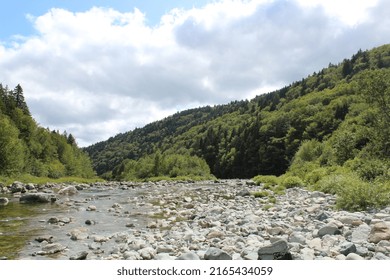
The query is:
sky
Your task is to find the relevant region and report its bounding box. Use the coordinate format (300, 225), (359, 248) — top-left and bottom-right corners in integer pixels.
(0, 0), (389, 147)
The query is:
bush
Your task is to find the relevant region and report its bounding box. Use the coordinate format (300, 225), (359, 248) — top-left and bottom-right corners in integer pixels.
(252, 175), (279, 186)
(336, 179), (390, 211)
(281, 176), (304, 189)
(252, 190), (271, 198)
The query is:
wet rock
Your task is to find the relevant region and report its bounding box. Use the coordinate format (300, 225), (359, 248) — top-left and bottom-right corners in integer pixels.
(87, 205), (97, 211)
(258, 240), (292, 260)
(204, 247), (232, 260)
(0, 197), (9, 205)
(35, 235), (53, 243)
(58, 185), (78, 195)
(10, 181), (26, 193)
(70, 228), (89, 241)
(20, 193), (56, 203)
(36, 243), (66, 255)
(69, 251), (88, 260)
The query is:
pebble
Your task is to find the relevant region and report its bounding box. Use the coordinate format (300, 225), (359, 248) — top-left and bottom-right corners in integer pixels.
(2, 180), (390, 260)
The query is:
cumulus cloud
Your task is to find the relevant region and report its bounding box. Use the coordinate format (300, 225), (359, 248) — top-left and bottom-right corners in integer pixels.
(0, 0), (389, 146)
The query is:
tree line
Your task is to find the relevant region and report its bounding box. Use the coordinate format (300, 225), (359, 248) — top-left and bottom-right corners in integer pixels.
(0, 84), (95, 179)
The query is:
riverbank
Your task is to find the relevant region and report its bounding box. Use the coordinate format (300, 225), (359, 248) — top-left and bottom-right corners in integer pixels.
(1, 180), (390, 260)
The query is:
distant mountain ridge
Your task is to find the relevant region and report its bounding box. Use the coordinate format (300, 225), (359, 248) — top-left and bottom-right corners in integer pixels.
(85, 44), (390, 180)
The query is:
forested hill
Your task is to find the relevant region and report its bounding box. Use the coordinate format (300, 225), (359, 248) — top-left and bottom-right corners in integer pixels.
(0, 84), (95, 179)
(85, 44), (390, 180)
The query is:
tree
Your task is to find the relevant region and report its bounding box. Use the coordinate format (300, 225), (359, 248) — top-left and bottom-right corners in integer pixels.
(12, 84), (30, 115)
(0, 117), (25, 174)
(358, 69), (390, 156)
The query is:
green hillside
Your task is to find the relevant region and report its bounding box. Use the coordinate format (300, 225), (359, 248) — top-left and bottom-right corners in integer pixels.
(0, 84), (95, 181)
(86, 44), (390, 181)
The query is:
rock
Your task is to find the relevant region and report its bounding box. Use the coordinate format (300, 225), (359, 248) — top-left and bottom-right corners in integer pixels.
(176, 252), (201, 260)
(318, 225), (341, 237)
(204, 247), (232, 260)
(48, 217), (59, 224)
(346, 253), (364, 260)
(206, 230), (225, 239)
(91, 235), (109, 243)
(85, 219), (96, 225)
(20, 193), (56, 203)
(58, 185), (78, 195)
(69, 251), (88, 260)
(36, 243), (66, 255)
(339, 242), (357, 256)
(258, 240), (292, 260)
(87, 205), (97, 211)
(236, 190), (251, 197)
(0, 197), (9, 205)
(300, 248), (315, 260)
(35, 235), (53, 243)
(351, 223), (371, 244)
(10, 181), (26, 193)
(368, 222), (390, 244)
(138, 247), (156, 260)
(288, 232), (306, 245)
(70, 228), (89, 241)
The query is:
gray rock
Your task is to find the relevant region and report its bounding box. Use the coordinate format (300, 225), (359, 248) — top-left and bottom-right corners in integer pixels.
(288, 232), (306, 245)
(10, 181), (26, 193)
(204, 247), (232, 260)
(58, 185), (78, 195)
(258, 240), (292, 260)
(345, 253), (364, 260)
(36, 243), (66, 255)
(339, 242), (357, 256)
(69, 251), (88, 260)
(70, 228), (89, 241)
(318, 225), (341, 237)
(176, 252), (201, 260)
(20, 193), (56, 203)
(351, 223), (371, 244)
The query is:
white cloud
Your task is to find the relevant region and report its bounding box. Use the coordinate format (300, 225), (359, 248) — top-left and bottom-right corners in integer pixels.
(0, 0), (389, 146)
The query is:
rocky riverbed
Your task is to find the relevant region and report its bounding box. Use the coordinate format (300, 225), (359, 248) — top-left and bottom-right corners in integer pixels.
(1, 180), (390, 260)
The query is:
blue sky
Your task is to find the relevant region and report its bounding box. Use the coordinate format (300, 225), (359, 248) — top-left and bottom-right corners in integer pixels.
(0, 0), (211, 40)
(0, 0), (389, 146)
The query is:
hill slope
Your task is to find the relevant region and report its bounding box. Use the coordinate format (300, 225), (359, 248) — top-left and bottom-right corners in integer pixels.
(0, 84), (95, 179)
(85, 44), (390, 181)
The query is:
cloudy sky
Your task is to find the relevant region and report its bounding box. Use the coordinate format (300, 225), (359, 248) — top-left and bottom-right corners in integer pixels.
(1, 0), (389, 147)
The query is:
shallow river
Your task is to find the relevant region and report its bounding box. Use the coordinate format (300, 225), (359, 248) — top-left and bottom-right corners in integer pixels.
(0, 185), (156, 260)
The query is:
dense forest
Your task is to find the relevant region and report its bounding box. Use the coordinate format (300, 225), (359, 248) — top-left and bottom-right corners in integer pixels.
(0, 84), (95, 179)
(86, 44), (390, 180)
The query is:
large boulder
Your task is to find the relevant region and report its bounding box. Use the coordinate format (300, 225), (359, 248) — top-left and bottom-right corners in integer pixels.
(258, 240), (292, 260)
(19, 193), (56, 203)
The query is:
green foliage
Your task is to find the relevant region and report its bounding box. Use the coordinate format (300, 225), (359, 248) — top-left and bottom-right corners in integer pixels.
(280, 176), (304, 189)
(334, 176), (390, 211)
(0, 84), (95, 180)
(82, 43), (390, 215)
(252, 175), (279, 186)
(113, 151), (213, 181)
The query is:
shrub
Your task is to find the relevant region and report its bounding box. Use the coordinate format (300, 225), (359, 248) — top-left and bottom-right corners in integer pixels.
(281, 176), (304, 189)
(252, 190), (271, 198)
(336, 179), (390, 211)
(252, 175), (279, 186)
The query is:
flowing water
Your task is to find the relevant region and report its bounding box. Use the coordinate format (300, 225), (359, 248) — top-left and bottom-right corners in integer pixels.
(0, 186), (155, 260)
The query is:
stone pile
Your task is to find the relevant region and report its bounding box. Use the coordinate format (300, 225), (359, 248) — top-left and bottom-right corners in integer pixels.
(2, 180), (390, 260)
